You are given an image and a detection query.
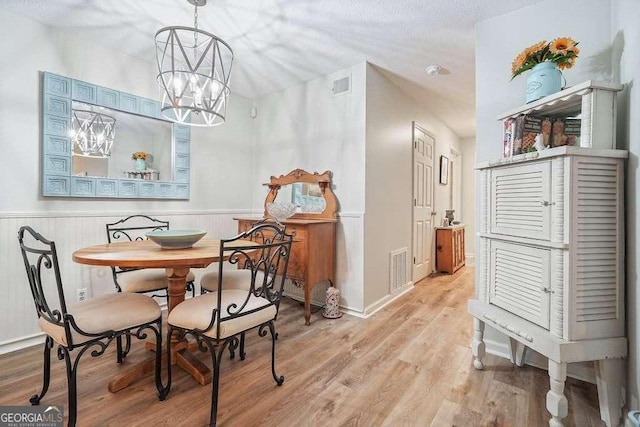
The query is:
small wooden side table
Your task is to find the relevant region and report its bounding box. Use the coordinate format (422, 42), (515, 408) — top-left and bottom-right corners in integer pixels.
(435, 225), (465, 274)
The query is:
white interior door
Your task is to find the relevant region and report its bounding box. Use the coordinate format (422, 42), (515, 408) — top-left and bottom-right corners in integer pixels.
(413, 124), (435, 282)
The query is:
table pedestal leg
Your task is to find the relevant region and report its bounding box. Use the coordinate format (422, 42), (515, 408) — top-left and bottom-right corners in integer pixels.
(166, 267), (212, 386)
(107, 267), (213, 393)
(108, 356), (161, 393)
(175, 350), (212, 385)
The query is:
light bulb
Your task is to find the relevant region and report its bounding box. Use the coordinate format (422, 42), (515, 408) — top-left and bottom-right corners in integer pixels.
(173, 77), (182, 94)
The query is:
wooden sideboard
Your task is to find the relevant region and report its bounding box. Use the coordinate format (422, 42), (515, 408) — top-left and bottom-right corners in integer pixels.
(235, 217), (336, 325)
(435, 225), (465, 274)
(239, 168), (340, 325)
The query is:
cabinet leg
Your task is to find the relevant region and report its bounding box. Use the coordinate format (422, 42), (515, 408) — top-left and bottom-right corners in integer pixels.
(304, 286), (311, 326)
(471, 318), (485, 370)
(595, 358), (623, 427)
(508, 338), (527, 367)
(546, 360), (568, 427)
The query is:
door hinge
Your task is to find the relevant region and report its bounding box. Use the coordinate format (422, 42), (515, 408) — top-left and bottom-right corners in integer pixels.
(414, 199), (417, 206)
(413, 257), (416, 264)
(414, 141), (417, 149)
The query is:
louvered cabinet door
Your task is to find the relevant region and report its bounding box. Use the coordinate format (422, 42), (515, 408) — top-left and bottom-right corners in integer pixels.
(489, 240), (551, 329)
(491, 162), (551, 240)
(569, 157), (625, 340)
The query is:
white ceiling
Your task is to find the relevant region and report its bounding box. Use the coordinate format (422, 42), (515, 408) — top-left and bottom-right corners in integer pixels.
(1, 0), (544, 137)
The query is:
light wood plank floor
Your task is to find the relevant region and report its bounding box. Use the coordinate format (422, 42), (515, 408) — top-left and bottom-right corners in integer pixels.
(0, 267), (604, 426)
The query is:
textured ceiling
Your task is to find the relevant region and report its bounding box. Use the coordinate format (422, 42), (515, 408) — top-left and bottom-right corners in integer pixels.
(1, 0), (544, 137)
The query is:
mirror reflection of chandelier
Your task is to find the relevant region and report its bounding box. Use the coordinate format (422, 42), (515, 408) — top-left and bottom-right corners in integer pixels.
(155, 0), (234, 127)
(70, 110), (116, 158)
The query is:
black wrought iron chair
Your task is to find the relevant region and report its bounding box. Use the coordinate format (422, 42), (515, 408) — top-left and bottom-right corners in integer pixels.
(106, 214), (196, 361)
(199, 219), (269, 360)
(164, 223), (293, 426)
(18, 226), (166, 427)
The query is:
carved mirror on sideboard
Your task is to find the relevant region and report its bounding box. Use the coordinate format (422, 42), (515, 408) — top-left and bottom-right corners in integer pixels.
(264, 169), (338, 219)
(41, 71), (190, 199)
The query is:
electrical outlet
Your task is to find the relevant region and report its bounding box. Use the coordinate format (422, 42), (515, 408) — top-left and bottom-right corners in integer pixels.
(76, 288), (87, 302)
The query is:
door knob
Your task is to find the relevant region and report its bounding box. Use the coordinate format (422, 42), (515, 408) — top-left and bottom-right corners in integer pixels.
(431, 211), (437, 216)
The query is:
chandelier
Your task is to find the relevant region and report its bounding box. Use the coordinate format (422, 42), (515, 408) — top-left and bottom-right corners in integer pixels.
(155, 0), (234, 127)
(70, 109), (116, 158)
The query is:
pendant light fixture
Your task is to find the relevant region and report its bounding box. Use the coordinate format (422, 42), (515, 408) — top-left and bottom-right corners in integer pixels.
(70, 110), (116, 158)
(155, 0), (233, 127)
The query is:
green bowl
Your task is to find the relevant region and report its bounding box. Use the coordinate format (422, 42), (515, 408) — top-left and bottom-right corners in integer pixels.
(146, 229), (207, 249)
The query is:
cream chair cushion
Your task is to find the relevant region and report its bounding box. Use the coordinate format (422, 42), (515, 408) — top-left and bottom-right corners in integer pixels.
(168, 290), (276, 340)
(200, 269), (265, 292)
(118, 268), (196, 293)
(39, 293), (161, 347)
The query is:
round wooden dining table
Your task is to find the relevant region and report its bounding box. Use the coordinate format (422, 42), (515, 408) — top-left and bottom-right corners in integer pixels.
(72, 237), (254, 392)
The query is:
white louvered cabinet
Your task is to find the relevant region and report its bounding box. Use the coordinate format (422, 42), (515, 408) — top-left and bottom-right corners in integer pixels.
(468, 147), (628, 427)
(491, 161), (551, 240)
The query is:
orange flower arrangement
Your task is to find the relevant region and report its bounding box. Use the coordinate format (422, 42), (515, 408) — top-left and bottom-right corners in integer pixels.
(131, 151), (148, 160)
(511, 37), (579, 79)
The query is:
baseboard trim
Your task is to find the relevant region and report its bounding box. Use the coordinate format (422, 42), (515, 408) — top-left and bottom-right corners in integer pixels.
(0, 332), (46, 355)
(465, 253), (475, 267)
(282, 292), (366, 319)
(339, 306), (366, 318)
(363, 282), (414, 317)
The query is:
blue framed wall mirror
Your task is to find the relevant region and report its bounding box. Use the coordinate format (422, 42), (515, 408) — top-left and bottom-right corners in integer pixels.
(42, 71), (190, 199)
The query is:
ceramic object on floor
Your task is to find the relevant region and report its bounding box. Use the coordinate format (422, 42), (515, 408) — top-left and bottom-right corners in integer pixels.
(322, 285), (342, 319)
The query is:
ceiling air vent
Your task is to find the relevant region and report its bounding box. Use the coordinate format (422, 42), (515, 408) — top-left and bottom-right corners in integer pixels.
(332, 75), (351, 97)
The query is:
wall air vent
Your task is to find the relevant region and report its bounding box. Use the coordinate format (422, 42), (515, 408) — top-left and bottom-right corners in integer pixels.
(332, 75), (351, 97)
(390, 248), (408, 294)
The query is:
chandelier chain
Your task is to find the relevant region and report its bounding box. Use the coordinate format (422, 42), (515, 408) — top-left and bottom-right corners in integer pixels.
(194, 5), (199, 49)
(155, 0), (233, 126)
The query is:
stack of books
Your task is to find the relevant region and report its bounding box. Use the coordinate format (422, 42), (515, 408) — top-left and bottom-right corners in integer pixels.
(503, 114), (580, 158)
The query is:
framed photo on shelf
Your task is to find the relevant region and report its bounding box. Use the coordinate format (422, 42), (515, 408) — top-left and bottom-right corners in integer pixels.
(439, 155), (449, 185)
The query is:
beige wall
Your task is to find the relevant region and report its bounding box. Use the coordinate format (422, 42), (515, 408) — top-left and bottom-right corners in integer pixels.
(460, 137), (476, 263)
(252, 63), (367, 312)
(364, 64), (461, 310)
(612, 0), (640, 413)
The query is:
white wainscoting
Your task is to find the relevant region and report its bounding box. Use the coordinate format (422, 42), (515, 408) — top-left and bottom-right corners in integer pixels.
(0, 210), (366, 354)
(0, 210), (246, 353)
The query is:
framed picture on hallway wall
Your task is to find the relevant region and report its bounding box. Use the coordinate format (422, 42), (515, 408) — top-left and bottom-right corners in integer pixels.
(439, 155), (449, 185)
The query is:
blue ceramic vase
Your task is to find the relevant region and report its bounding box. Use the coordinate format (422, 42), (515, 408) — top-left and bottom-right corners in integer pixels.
(134, 158), (146, 171)
(526, 61), (562, 103)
